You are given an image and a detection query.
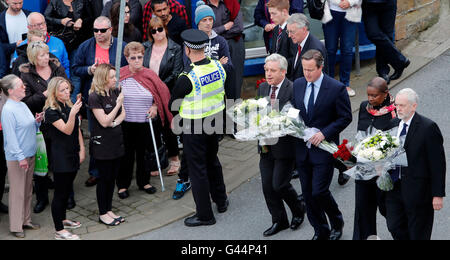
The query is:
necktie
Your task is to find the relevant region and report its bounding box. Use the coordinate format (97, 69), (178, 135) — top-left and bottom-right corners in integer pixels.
(391, 123), (408, 183)
(307, 83), (315, 119)
(270, 85), (278, 106)
(295, 44), (302, 67)
(276, 27), (282, 50)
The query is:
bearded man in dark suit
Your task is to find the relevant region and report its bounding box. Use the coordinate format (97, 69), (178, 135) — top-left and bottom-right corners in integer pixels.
(386, 88), (446, 240)
(291, 49), (352, 240)
(257, 53), (305, 237)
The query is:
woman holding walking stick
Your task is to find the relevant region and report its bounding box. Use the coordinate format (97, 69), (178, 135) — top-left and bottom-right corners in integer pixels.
(89, 64), (126, 226)
(117, 42), (172, 199)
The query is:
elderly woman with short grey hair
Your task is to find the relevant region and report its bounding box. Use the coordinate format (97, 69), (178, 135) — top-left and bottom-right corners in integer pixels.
(0, 74), (44, 238)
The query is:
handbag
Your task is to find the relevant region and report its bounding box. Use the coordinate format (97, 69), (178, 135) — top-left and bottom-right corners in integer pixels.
(50, 21), (77, 49)
(306, 0), (326, 20)
(34, 132), (48, 176)
(144, 139), (169, 172)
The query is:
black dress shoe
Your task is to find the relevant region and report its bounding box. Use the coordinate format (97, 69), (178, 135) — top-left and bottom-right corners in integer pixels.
(85, 176), (97, 187)
(140, 186), (157, 194)
(0, 202), (8, 214)
(217, 199), (229, 213)
(312, 234), (329, 240)
(338, 172), (350, 186)
(380, 73), (391, 85)
(330, 223), (344, 240)
(33, 200), (48, 214)
(291, 169), (299, 179)
(290, 216), (304, 230)
(389, 59), (410, 81)
(184, 215), (216, 227)
(263, 222), (289, 237)
(118, 190), (130, 199)
(67, 197), (76, 210)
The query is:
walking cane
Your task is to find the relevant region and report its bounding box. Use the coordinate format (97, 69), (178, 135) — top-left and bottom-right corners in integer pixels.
(148, 117), (165, 192)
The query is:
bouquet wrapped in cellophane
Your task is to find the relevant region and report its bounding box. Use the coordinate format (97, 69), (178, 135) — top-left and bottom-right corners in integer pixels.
(344, 129), (408, 191)
(230, 100), (339, 152)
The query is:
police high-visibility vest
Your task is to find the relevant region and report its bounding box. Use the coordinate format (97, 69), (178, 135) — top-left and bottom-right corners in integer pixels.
(179, 59), (226, 119)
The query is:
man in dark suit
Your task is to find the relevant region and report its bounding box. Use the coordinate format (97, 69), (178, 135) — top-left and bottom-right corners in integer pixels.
(292, 49), (352, 240)
(286, 13), (328, 82)
(266, 0), (296, 63)
(386, 88), (445, 240)
(258, 54), (305, 237)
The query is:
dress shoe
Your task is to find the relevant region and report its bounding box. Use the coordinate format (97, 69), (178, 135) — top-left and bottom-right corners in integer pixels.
(118, 190), (130, 199)
(139, 186), (157, 194)
(184, 215), (216, 227)
(263, 222), (289, 237)
(217, 199), (229, 213)
(338, 172), (350, 186)
(0, 202), (8, 214)
(11, 232), (25, 238)
(330, 223), (344, 240)
(85, 176), (97, 187)
(312, 234), (329, 240)
(380, 73), (391, 85)
(67, 197), (76, 210)
(389, 59), (410, 81)
(290, 216), (304, 230)
(33, 200), (48, 213)
(291, 169), (299, 179)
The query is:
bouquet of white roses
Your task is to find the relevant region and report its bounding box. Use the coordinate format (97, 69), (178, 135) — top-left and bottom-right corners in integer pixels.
(226, 97), (270, 128)
(344, 129), (408, 191)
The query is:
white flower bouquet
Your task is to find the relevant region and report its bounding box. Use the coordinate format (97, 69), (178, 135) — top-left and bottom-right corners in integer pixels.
(226, 97), (270, 128)
(344, 129), (408, 191)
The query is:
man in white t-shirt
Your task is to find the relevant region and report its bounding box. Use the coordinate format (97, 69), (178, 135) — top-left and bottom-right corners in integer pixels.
(0, 0), (30, 69)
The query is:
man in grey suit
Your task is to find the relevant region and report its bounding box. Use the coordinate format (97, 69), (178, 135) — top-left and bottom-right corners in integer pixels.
(257, 54), (306, 237)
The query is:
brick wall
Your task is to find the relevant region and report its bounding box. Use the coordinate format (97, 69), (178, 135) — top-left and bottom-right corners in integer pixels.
(395, 0), (441, 48)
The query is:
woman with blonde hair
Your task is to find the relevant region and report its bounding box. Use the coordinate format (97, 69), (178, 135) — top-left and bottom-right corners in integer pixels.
(43, 77), (85, 240)
(89, 64), (126, 226)
(19, 40), (70, 214)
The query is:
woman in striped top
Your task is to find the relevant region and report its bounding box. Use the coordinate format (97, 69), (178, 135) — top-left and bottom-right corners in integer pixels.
(117, 42), (172, 199)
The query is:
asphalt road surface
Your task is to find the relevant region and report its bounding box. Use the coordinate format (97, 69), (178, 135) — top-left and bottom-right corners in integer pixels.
(131, 50), (450, 240)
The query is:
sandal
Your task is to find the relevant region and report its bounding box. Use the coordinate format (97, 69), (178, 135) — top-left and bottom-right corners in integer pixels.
(115, 216), (126, 223)
(55, 231), (80, 240)
(63, 220), (82, 229)
(99, 217), (121, 226)
(166, 160), (181, 176)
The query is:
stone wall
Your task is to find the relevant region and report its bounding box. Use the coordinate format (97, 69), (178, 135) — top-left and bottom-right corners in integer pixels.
(395, 0), (442, 48)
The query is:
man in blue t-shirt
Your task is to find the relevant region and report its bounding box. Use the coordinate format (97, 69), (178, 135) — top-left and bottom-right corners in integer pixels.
(12, 12), (70, 78)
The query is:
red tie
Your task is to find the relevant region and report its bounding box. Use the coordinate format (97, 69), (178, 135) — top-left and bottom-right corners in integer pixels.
(270, 85), (278, 106)
(276, 27), (282, 50)
(295, 44), (302, 67)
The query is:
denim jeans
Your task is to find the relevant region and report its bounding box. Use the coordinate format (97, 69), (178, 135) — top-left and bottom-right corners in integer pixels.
(323, 10), (357, 87)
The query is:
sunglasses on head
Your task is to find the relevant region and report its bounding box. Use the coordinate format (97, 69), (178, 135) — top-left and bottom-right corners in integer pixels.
(93, 27), (110, 33)
(151, 27), (164, 34)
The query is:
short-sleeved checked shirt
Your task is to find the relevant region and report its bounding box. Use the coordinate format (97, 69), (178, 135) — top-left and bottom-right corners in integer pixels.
(142, 0), (190, 41)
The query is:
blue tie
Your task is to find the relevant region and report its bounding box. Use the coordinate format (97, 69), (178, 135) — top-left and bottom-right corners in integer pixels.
(307, 83), (315, 119)
(391, 123), (408, 183)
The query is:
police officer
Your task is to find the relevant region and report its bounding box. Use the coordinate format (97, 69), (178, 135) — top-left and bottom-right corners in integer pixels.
(169, 29), (229, 227)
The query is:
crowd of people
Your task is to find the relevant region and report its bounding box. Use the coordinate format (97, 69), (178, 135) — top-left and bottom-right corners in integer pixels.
(0, 0), (445, 241)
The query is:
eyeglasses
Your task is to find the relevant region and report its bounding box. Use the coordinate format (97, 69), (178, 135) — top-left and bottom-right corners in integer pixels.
(93, 27), (110, 33)
(129, 56), (143, 61)
(29, 22), (46, 29)
(151, 27), (164, 35)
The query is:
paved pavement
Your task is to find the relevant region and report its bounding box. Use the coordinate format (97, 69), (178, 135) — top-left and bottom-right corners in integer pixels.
(131, 48), (450, 240)
(1, 2), (449, 240)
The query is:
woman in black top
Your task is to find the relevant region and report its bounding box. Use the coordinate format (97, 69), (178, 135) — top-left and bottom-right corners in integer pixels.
(44, 77), (85, 240)
(89, 64), (126, 226)
(353, 77), (397, 240)
(110, 1), (142, 43)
